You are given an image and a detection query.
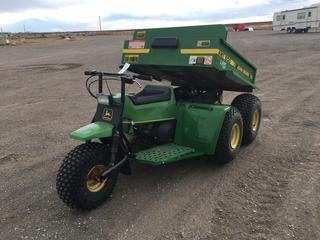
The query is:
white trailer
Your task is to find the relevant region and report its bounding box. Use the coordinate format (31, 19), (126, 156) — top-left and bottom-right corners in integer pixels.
(273, 3), (320, 33)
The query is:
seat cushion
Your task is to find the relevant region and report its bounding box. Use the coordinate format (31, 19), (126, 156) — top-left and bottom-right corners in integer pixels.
(129, 85), (171, 105)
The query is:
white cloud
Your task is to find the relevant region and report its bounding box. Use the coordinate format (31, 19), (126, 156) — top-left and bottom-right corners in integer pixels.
(1, 0), (316, 31)
(307, 0), (320, 5)
(0, 0), (268, 25)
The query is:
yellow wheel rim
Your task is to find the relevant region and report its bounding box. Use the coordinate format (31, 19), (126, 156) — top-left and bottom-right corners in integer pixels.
(230, 123), (241, 149)
(86, 165), (107, 193)
(252, 110), (260, 132)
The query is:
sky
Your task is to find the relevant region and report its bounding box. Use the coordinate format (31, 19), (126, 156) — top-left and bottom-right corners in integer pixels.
(0, 0), (319, 32)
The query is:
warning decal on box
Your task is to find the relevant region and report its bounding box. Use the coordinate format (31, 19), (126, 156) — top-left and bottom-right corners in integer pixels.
(189, 56), (213, 65)
(204, 56), (213, 65)
(128, 40), (145, 49)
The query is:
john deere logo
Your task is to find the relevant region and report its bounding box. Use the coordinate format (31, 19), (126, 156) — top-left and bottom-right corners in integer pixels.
(103, 108), (113, 121)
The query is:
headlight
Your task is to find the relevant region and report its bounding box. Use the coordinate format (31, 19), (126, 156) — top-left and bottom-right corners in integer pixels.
(97, 94), (110, 105)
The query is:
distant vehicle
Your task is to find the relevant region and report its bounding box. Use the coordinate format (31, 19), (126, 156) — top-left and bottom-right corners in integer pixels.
(273, 3), (320, 33)
(244, 27), (254, 32)
(233, 23), (246, 31)
(233, 24), (254, 32)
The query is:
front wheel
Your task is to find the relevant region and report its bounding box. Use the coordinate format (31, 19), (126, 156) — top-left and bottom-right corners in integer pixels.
(56, 142), (118, 210)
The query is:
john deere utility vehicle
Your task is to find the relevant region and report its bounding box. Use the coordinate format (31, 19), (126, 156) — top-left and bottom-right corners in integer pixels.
(56, 25), (262, 210)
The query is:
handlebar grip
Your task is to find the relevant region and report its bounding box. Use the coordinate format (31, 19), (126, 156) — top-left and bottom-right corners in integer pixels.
(84, 70), (97, 76)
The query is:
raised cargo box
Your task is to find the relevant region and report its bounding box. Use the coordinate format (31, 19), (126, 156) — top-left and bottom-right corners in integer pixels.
(122, 25), (257, 92)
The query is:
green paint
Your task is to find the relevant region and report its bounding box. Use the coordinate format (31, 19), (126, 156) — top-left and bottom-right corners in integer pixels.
(70, 122), (113, 141)
(135, 143), (203, 165)
(70, 89), (229, 159)
(70, 87), (176, 142)
(113, 86), (176, 123)
(122, 24), (257, 92)
(174, 103), (230, 155)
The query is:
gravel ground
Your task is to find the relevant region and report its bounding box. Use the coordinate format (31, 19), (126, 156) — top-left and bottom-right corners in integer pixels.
(0, 31), (319, 240)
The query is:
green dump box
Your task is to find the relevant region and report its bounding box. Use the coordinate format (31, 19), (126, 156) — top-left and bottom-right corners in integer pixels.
(122, 25), (257, 92)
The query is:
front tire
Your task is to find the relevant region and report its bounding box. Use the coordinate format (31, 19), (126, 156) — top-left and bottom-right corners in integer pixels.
(56, 142), (118, 210)
(214, 107), (243, 164)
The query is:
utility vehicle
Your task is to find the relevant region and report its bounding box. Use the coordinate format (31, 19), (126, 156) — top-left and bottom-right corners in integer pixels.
(56, 25), (262, 210)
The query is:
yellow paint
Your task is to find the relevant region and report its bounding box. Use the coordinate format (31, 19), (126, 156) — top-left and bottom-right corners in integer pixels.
(180, 49), (220, 54)
(122, 49), (150, 54)
(217, 50), (253, 79)
(136, 31), (146, 39)
(230, 123), (241, 150)
(86, 165), (107, 193)
(124, 55), (139, 63)
(251, 110), (260, 132)
(122, 47), (253, 80)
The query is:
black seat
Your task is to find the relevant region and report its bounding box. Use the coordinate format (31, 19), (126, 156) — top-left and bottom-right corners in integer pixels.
(129, 85), (171, 105)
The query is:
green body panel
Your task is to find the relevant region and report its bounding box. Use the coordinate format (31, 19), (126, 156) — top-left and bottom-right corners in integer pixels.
(70, 122), (113, 141)
(174, 103), (230, 155)
(135, 143), (203, 165)
(70, 88), (229, 159)
(122, 24), (257, 92)
(113, 87), (176, 123)
(70, 87), (176, 142)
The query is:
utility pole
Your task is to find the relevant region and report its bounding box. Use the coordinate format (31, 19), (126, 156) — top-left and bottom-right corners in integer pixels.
(99, 16), (102, 31)
(23, 24), (26, 33)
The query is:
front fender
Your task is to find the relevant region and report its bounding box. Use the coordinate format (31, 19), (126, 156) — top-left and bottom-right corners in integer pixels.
(70, 121), (114, 141)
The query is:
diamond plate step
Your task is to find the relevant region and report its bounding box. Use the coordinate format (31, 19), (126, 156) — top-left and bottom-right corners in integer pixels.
(135, 143), (202, 165)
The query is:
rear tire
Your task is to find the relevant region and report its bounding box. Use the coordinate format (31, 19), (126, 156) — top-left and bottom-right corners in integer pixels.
(231, 94), (262, 145)
(214, 107), (243, 164)
(56, 142), (118, 210)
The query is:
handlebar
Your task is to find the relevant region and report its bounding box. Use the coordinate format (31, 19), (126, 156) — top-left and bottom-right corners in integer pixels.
(84, 70), (127, 77)
(85, 69), (153, 98)
(84, 70), (152, 82)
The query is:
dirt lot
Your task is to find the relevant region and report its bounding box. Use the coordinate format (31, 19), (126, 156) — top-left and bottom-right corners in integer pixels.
(0, 31), (319, 240)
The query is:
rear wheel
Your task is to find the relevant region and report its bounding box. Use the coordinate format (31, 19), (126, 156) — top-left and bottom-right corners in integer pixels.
(214, 107), (243, 164)
(56, 142), (118, 210)
(231, 94), (262, 145)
